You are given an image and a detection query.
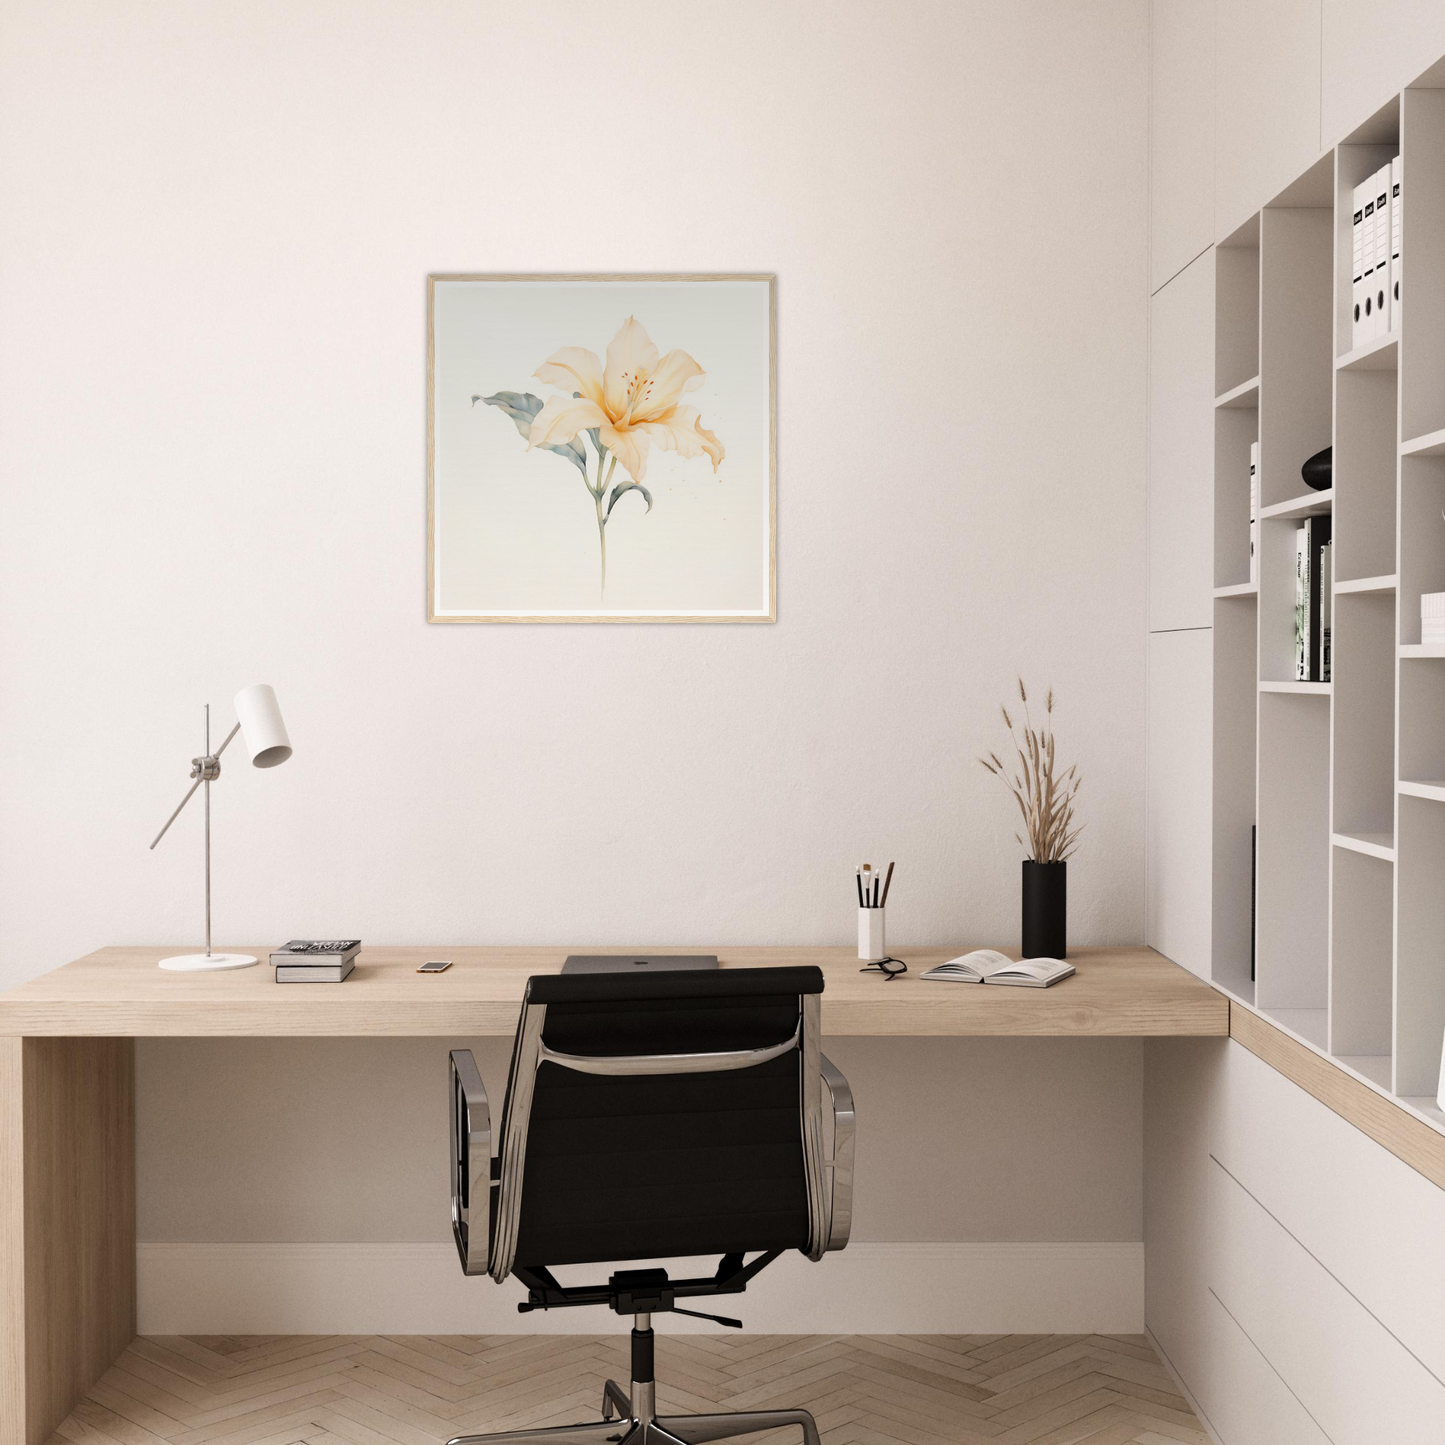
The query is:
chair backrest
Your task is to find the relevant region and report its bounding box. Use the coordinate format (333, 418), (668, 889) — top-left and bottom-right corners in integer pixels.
(488, 966), (828, 1281)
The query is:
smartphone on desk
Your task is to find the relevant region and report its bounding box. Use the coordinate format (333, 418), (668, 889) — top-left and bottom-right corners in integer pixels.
(417, 959), (452, 973)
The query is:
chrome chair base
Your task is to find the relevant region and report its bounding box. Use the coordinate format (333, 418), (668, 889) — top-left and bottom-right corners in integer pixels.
(446, 1379), (821, 1445)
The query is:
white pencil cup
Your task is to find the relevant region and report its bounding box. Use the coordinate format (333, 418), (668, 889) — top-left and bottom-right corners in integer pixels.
(858, 907), (886, 962)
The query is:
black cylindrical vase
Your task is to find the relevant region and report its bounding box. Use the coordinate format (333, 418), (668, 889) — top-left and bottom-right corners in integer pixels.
(1022, 860), (1067, 958)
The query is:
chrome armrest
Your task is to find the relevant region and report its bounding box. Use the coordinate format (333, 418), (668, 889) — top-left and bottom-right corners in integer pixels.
(819, 1052), (855, 1251)
(449, 1049), (492, 1276)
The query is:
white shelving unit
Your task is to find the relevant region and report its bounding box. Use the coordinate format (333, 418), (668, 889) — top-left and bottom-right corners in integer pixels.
(1211, 79), (1445, 1132)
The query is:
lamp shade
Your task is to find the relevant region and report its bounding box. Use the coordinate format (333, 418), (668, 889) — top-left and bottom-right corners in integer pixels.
(233, 684), (292, 768)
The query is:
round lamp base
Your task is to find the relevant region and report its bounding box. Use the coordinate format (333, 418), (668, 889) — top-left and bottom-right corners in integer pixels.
(158, 952), (258, 972)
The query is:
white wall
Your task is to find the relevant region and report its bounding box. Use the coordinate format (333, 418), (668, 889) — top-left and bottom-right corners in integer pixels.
(0, 0), (1152, 1296)
(0, 0), (1150, 983)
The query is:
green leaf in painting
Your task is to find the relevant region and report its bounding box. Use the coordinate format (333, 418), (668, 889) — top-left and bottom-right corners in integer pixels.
(477, 391), (587, 477)
(606, 481), (653, 519)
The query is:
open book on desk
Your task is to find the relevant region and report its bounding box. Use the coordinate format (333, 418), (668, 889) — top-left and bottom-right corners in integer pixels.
(920, 950), (1075, 988)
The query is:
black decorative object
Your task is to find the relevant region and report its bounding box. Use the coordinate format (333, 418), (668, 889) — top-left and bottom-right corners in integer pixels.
(1302, 445), (1332, 491)
(1022, 860), (1067, 959)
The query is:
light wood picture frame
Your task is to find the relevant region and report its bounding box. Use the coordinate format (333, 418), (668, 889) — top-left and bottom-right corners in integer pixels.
(427, 274), (776, 623)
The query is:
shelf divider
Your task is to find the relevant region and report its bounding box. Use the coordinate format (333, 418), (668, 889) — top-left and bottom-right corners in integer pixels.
(1336, 334), (1398, 372)
(1215, 374), (1260, 409)
(1260, 489), (1333, 520)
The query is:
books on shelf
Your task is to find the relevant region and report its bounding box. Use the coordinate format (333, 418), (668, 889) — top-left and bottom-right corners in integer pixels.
(270, 939), (361, 983)
(920, 950), (1074, 988)
(1321, 538), (1332, 682)
(1249, 441), (1259, 585)
(1293, 516), (1332, 682)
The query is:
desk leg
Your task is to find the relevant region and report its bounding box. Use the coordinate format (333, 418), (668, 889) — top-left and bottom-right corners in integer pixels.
(0, 1037), (136, 1445)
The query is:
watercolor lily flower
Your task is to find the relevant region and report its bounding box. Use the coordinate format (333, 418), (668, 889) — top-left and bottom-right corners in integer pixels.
(476, 317), (724, 598)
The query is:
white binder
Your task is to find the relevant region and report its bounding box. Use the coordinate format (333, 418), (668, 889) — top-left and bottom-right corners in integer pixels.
(1249, 441), (1259, 586)
(1373, 165), (1391, 341)
(1362, 171), (1380, 342)
(1391, 154), (1402, 333)
(1351, 179), (1369, 349)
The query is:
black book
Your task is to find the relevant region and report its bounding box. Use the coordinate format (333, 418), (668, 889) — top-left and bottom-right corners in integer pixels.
(270, 939), (361, 966)
(1250, 824), (1257, 984)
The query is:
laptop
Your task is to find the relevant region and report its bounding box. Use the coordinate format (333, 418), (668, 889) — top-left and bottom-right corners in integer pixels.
(561, 954), (720, 974)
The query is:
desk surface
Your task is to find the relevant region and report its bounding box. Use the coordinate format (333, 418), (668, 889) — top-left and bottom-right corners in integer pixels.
(0, 944), (1227, 1037)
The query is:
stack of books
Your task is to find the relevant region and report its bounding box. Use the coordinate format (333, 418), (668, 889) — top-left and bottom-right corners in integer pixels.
(270, 939), (361, 982)
(1294, 518), (1332, 682)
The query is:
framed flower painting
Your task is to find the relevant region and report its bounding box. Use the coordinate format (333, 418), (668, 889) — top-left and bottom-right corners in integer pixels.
(427, 274), (775, 622)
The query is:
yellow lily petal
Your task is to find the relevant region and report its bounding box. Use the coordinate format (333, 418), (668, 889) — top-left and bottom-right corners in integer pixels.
(533, 347), (605, 407)
(636, 405), (725, 473)
(630, 348), (704, 421)
(603, 317), (660, 419)
(600, 421), (650, 482)
(528, 393), (607, 450)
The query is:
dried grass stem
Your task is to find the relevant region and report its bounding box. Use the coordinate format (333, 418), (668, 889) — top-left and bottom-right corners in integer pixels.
(979, 678), (1083, 862)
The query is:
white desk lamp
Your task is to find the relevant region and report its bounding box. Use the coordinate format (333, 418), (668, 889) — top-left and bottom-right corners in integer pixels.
(149, 684), (292, 972)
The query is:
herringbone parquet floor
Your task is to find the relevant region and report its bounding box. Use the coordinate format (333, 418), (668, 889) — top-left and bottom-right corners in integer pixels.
(49, 1334), (1210, 1445)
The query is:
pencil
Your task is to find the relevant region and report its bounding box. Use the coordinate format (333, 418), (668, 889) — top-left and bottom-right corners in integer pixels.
(880, 860), (895, 907)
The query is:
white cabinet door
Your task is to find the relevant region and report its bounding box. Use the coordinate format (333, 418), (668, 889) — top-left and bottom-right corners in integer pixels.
(1323, 0), (1445, 145)
(1149, 251), (1215, 632)
(1198, 1290), (1332, 1445)
(1211, 1156), (1445, 1443)
(1215, 0), (1323, 237)
(1151, 0), (1215, 292)
(1214, 1039), (1445, 1384)
(1147, 629), (1213, 978)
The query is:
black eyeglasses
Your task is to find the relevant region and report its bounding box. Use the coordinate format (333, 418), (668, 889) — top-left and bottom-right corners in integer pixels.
(859, 956), (908, 981)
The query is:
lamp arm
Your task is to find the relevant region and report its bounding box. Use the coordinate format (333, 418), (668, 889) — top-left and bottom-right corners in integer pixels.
(148, 722), (241, 850)
(213, 721), (242, 759)
(149, 777), (203, 850)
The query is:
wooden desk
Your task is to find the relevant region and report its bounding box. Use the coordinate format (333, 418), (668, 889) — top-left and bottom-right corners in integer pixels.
(0, 944), (1223, 1445)
(0, 943), (1225, 1038)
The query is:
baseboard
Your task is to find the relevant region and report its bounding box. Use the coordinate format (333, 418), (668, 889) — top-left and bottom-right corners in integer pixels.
(137, 1241), (1143, 1335)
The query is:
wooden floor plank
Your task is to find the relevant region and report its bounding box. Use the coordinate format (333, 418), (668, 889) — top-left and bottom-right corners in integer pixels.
(45, 1336), (1207, 1445)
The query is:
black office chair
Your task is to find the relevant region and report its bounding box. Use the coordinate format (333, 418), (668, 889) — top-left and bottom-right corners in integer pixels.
(446, 965), (855, 1445)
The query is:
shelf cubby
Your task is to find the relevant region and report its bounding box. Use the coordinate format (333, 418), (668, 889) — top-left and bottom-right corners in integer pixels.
(1214, 403), (1257, 589)
(1332, 592), (1396, 837)
(1216, 216), (1260, 398)
(1398, 454), (1445, 644)
(1211, 593), (1259, 1003)
(1334, 370), (1397, 581)
(1329, 847), (1393, 1066)
(1397, 795), (1445, 1097)
(1259, 187), (1332, 511)
(1255, 692), (1330, 1017)
(1399, 653), (1445, 785)
(1401, 86), (1445, 444)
